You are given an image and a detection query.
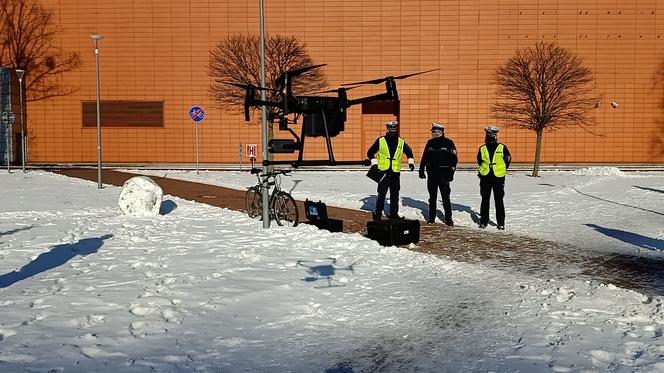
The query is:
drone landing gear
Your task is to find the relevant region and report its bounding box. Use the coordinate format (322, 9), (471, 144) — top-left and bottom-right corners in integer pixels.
(266, 108), (367, 168)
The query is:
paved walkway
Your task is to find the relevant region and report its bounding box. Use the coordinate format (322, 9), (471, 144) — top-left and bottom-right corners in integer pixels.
(54, 168), (664, 296)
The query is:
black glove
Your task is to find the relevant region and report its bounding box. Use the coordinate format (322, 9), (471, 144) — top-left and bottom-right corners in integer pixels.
(362, 159), (372, 166)
(409, 164), (415, 171)
(419, 171), (425, 179)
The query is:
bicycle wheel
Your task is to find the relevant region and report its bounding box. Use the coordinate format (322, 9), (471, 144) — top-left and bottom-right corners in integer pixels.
(271, 191), (299, 227)
(245, 186), (262, 218)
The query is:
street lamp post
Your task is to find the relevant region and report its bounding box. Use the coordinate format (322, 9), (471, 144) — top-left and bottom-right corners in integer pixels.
(90, 34), (103, 189)
(258, 0), (270, 228)
(15, 69), (25, 172)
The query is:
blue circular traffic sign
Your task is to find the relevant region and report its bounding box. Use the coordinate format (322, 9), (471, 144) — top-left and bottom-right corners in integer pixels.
(188, 106), (206, 123)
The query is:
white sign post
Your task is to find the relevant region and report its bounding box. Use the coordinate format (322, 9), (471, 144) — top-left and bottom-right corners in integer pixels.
(188, 106), (206, 174)
(246, 143), (257, 168)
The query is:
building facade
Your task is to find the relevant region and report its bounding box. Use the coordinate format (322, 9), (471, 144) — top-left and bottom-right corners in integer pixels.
(23, 0), (664, 165)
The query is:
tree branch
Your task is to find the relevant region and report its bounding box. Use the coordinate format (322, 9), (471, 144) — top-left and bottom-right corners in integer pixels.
(209, 33), (326, 122)
(0, 0), (80, 101)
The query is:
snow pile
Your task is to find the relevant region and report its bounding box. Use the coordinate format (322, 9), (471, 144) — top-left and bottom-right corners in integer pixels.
(118, 176), (163, 217)
(572, 166), (625, 176)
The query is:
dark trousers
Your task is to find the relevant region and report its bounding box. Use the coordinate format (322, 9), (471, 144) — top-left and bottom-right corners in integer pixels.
(480, 177), (505, 226)
(375, 172), (401, 217)
(427, 171), (452, 222)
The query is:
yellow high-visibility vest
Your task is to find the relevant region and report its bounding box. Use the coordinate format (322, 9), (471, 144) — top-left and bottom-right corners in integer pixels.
(478, 144), (506, 177)
(377, 137), (405, 172)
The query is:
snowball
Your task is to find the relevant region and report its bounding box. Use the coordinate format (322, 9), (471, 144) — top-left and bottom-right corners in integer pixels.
(118, 176), (163, 217)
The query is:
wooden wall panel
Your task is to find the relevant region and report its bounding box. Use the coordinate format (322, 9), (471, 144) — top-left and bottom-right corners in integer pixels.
(81, 101), (163, 127)
(26, 0), (664, 164)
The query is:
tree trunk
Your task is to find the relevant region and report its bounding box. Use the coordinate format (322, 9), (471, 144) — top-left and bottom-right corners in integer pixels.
(532, 129), (543, 177)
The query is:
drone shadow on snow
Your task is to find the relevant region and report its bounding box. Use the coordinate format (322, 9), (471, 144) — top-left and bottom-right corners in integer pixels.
(297, 258), (355, 288)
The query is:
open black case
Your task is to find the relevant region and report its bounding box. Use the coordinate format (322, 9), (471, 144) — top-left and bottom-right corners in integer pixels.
(304, 199), (343, 233)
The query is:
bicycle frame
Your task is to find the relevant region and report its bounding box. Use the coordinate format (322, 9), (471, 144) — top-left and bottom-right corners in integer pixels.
(253, 171), (282, 202)
(246, 168), (299, 227)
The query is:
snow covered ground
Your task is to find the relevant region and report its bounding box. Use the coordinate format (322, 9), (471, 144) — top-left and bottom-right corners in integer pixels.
(133, 167), (664, 256)
(0, 168), (663, 372)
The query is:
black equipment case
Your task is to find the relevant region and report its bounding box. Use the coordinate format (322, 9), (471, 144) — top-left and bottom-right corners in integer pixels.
(307, 218), (343, 233)
(366, 219), (420, 246)
(366, 166), (385, 183)
(303, 199), (343, 233)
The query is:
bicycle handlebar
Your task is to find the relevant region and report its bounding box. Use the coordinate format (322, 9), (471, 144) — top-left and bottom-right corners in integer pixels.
(250, 168), (292, 177)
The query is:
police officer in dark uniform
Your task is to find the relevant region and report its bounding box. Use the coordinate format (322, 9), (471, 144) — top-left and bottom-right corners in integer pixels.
(419, 122), (458, 225)
(477, 126), (512, 230)
(367, 120), (415, 221)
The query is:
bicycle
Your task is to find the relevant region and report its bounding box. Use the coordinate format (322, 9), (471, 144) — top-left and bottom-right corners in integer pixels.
(245, 168), (299, 227)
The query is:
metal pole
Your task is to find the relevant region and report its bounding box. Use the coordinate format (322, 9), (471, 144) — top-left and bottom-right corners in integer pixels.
(259, 0), (270, 228)
(16, 69), (25, 172)
(90, 35), (103, 189)
(195, 122), (200, 174)
(4, 121), (9, 173)
(239, 143), (243, 171)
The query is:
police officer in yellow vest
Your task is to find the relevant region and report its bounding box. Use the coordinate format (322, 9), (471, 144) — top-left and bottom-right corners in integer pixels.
(367, 120), (415, 221)
(477, 126), (511, 230)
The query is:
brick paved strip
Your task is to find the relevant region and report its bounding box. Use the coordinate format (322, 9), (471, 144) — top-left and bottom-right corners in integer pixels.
(52, 168), (372, 233)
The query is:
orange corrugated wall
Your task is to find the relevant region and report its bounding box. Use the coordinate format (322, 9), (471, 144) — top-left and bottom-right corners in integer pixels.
(27, 0), (664, 164)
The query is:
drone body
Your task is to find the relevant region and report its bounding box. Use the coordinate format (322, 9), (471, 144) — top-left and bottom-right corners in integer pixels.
(226, 66), (438, 167)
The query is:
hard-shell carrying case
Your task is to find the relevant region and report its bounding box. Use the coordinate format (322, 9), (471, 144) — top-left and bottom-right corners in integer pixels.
(366, 218), (420, 246)
(304, 199), (343, 233)
(306, 218), (343, 233)
(366, 166), (386, 183)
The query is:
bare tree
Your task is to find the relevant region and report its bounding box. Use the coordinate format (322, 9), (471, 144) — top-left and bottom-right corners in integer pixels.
(0, 0), (81, 101)
(209, 33), (326, 123)
(491, 41), (599, 176)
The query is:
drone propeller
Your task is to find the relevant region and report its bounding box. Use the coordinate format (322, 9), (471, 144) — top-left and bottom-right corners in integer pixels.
(285, 63), (327, 78)
(341, 68), (440, 86)
(222, 81), (277, 91)
(309, 86), (361, 95)
(276, 64), (327, 90)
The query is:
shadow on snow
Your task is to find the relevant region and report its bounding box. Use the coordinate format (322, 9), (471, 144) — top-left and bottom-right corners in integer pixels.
(0, 234), (113, 289)
(159, 199), (178, 215)
(297, 258), (354, 288)
(0, 225), (33, 238)
(585, 223), (664, 251)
